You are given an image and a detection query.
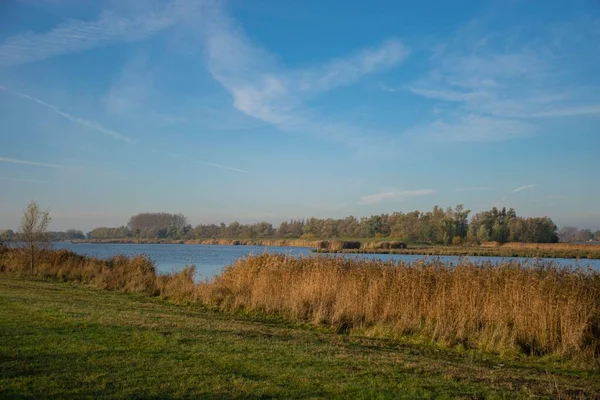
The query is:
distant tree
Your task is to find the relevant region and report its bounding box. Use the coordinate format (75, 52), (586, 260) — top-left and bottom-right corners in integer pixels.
(0, 229), (15, 246)
(477, 224), (489, 243)
(128, 212), (188, 239)
(19, 201), (51, 274)
(595, 231), (600, 242)
(525, 217), (558, 243)
(558, 227), (593, 243)
(452, 205), (470, 240)
(277, 219), (304, 238)
(65, 229), (85, 240)
(88, 226), (130, 239)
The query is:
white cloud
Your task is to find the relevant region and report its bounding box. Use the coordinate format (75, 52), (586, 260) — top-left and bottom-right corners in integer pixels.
(410, 87), (489, 103)
(527, 105), (600, 118)
(403, 16), (600, 141)
(405, 114), (532, 142)
(104, 54), (156, 115)
(0, 1), (205, 67)
(512, 184), (536, 193)
(202, 5), (408, 146)
(360, 189), (436, 205)
(293, 39), (408, 94)
(0, 156), (73, 169)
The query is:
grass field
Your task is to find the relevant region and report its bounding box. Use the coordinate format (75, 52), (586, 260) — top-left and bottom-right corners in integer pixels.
(1, 277), (600, 399)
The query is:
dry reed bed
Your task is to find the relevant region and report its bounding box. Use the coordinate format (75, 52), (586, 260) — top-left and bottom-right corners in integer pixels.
(1, 247), (599, 366)
(201, 254), (600, 364)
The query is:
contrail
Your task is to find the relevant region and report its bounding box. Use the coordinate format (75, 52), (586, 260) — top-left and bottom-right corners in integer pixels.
(2, 86), (248, 173)
(0, 156), (73, 169)
(155, 150), (248, 174)
(512, 184), (536, 193)
(0, 86), (135, 144)
(0, 176), (61, 184)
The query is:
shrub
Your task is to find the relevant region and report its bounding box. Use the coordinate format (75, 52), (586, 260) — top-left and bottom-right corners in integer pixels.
(452, 236), (463, 245)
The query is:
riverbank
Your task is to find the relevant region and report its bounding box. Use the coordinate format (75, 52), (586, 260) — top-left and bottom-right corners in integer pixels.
(2, 248), (599, 368)
(2, 277), (599, 398)
(70, 238), (600, 259)
(314, 244), (600, 259)
(71, 238), (320, 247)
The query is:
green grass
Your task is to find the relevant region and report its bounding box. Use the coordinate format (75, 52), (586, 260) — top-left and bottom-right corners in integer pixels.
(1, 277), (599, 399)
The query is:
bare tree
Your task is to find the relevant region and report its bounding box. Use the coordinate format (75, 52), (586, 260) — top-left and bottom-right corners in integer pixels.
(19, 200), (51, 274)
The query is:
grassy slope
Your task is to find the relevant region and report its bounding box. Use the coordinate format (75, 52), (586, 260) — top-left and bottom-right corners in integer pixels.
(1, 278), (598, 399)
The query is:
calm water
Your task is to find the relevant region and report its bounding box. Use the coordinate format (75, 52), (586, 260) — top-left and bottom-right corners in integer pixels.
(53, 242), (600, 279)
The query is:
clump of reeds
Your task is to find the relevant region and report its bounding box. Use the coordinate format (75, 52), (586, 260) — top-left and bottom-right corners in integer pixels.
(0, 248), (160, 295)
(317, 240), (361, 251)
(199, 254), (600, 364)
(157, 266), (197, 303)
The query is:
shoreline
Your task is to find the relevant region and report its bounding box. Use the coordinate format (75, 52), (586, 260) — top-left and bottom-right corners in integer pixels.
(71, 238), (320, 247)
(314, 246), (600, 259)
(68, 239), (600, 259)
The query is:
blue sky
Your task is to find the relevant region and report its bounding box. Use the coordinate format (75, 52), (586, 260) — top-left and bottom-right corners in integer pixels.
(1, 0), (599, 231)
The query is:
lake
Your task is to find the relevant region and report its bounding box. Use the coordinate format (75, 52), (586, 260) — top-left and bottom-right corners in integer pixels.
(53, 242), (600, 279)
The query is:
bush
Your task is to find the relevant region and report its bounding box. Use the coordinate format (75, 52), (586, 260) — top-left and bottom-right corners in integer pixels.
(452, 236), (463, 245)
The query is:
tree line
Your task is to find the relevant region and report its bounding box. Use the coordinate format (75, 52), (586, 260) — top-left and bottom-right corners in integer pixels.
(557, 227), (600, 243)
(3, 205), (600, 245)
(79, 206), (596, 244)
(0, 229), (85, 242)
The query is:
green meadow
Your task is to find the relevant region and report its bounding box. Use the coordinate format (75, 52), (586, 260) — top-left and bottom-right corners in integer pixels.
(1, 277), (599, 399)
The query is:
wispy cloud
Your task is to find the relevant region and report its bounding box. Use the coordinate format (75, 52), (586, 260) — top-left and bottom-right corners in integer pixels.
(0, 1), (204, 67)
(0, 156), (73, 169)
(202, 5), (409, 146)
(201, 161), (247, 174)
(152, 149), (248, 174)
(1, 86), (135, 144)
(455, 186), (493, 192)
(512, 184), (536, 193)
(0, 176), (60, 184)
(403, 16), (600, 141)
(360, 189), (436, 205)
(405, 114), (532, 142)
(2, 85), (246, 173)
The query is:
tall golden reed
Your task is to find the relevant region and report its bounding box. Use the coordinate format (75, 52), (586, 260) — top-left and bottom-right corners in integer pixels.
(199, 254), (600, 363)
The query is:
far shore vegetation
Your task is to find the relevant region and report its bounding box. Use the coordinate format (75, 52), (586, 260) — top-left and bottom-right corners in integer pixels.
(3, 205), (599, 247)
